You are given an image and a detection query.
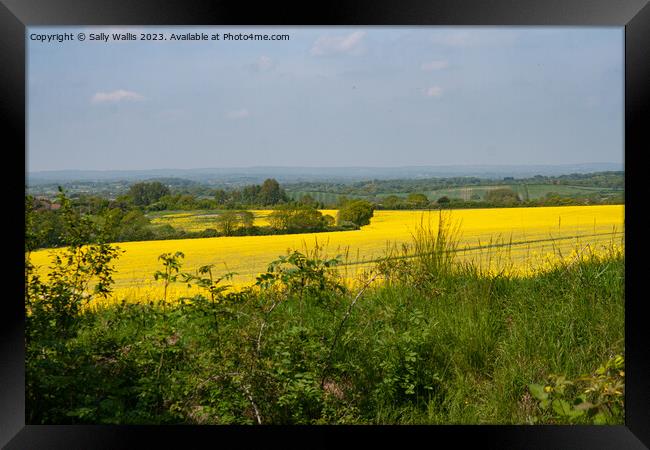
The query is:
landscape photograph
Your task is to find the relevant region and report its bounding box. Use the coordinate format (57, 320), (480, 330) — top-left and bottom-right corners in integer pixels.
(25, 26), (624, 425)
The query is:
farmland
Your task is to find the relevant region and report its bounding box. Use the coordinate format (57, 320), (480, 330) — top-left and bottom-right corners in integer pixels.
(148, 209), (338, 232)
(286, 183), (623, 204)
(29, 205), (624, 306)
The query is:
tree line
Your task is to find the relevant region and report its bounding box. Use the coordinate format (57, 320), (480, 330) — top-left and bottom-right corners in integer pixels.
(371, 188), (623, 210)
(283, 171), (624, 196)
(26, 182), (376, 249)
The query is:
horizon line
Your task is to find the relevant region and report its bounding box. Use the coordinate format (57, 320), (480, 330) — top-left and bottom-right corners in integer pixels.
(28, 162), (624, 174)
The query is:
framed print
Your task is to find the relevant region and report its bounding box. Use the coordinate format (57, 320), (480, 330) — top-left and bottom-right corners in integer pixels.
(2, 0), (649, 448)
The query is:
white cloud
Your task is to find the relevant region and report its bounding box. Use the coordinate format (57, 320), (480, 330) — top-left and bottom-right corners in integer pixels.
(226, 108), (250, 119)
(421, 60), (449, 71)
(91, 89), (144, 104)
(310, 31), (366, 56)
(424, 86), (443, 97)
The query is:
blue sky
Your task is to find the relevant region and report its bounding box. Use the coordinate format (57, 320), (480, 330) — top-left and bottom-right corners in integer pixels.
(27, 27), (623, 171)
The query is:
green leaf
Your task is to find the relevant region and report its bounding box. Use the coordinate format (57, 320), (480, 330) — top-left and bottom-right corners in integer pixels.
(567, 409), (585, 419)
(552, 399), (572, 417)
(613, 355), (624, 367)
(529, 383), (549, 401)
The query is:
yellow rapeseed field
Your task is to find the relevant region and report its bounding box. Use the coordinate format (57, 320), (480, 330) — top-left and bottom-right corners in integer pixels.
(149, 210), (338, 231)
(28, 205), (624, 306)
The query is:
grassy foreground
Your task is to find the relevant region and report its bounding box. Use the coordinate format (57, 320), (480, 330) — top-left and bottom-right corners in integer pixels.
(25, 214), (624, 425)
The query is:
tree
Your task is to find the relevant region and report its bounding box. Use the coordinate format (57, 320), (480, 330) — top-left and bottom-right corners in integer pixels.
(127, 181), (170, 207)
(176, 194), (198, 210)
(29, 207), (66, 248)
(238, 211), (254, 229)
(241, 184), (262, 204)
(267, 205), (292, 230)
(259, 178), (286, 205)
(291, 206), (326, 231)
(322, 214), (335, 227)
(216, 210), (247, 236)
(74, 194), (110, 215)
(383, 195), (401, 209)
(214, 189), (228, 205)
(115, 210), (154, 241)
(268, 204), (327, 232)
(337, 200), (374, 227)
(229, 190), (242, 208)
(214, 210), (254, 235)
(406, 193), (429, 208)
(337, 195), (351, 207)
(298, 194), (319, 208)
(485, 188), (521, 205)
(437, 196), (450, 207)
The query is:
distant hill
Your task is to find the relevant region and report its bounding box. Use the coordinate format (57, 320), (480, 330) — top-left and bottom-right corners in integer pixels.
(27, 163), (623, 186)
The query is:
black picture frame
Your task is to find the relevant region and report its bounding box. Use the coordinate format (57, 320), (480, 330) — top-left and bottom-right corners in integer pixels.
(2, 0), (648, 448)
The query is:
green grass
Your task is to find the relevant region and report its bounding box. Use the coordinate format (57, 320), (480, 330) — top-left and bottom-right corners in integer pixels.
(513, 184), (622, 200)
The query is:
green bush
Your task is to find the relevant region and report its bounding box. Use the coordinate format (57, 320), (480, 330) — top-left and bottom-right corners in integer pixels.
(528, 355), (624, 424)
(336, 200), (374, 227)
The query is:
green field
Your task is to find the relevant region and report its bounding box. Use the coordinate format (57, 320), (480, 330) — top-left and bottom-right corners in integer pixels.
(287, 184), (623, 204)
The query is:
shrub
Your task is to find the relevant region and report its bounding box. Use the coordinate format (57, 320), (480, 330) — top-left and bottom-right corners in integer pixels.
(268, 204), (327, 232)
(528, 354), (624, 424)
(336, 200), (374, 227)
